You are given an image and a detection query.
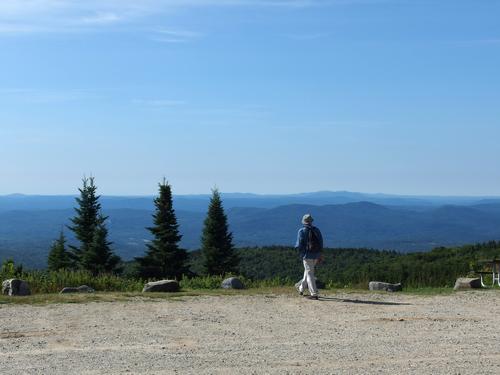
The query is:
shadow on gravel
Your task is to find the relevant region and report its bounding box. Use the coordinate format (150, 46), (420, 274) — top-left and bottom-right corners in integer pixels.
(319, 297), (412, 306)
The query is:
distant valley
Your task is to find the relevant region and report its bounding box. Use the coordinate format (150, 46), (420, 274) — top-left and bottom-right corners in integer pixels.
(1, 191), (500, 269)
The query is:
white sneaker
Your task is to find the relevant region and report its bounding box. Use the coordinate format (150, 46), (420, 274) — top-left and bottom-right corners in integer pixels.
(295, 282), (303, 296)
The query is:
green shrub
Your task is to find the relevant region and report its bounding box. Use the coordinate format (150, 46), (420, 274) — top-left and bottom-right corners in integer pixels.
(1, 259), (23, 280)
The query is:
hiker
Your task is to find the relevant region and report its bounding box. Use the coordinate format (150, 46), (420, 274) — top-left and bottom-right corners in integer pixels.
(294, 214), (323, 300)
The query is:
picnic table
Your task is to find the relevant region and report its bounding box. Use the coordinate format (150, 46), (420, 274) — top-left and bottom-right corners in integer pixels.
(476, 259), (500, 287)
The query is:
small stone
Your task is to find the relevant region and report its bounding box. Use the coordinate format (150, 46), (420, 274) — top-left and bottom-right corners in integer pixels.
(221, 277), (245, 290)
(60, 285), (95, 294)
(368, 281), (402, 292)
(142, 280), (180, 293)
(453, 277), (482, 291)
(2, 279), (31, 296)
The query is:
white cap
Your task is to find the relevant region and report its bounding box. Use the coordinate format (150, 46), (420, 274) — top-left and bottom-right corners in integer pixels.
(302, 214), (313, 224)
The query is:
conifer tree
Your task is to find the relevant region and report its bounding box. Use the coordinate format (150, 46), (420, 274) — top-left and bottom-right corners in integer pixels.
(201, 188), (239, 275)
(68, 177), (101, 266)
(47, 230), (74, 271)
(82, 215), (121, 275)
(135, 180), (188, 279)
(68, 176), (120, 274)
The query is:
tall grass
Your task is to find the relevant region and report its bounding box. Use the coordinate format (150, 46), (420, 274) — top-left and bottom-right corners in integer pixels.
(179, 275), (295, 289)
(179, 274), (227, 289)
(16, 270), (144, 294)
(1, 268), (301, 294)
(1, 257), (351, 294)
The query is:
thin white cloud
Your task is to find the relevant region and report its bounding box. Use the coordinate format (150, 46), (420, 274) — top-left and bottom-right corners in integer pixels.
(0, 0), (343, 36)
(0, 0), (67, 16)
(79, 12), (122, 25)
(151, 28), (203, 43)
(0, 0), (151, 35)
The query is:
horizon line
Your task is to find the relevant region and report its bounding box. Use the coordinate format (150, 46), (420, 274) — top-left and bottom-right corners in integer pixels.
(1, 190), (500, 199)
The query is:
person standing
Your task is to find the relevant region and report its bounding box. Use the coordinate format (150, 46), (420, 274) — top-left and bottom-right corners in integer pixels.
(294, 214), (323, 300)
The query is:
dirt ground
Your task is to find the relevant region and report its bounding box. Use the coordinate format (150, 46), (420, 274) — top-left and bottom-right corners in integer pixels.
(1, 291), (500, 374)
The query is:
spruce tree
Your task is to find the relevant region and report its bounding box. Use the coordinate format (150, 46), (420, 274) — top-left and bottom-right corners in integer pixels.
(68, 177), (101, 267)
(82, 215), (121, 275)
(201, 189), (239, 275)
(68, 176), (120, 274)
(135, 180), (188, 279)
(47, 230), (74, 271)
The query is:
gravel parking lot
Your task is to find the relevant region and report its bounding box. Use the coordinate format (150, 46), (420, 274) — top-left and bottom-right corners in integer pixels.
(1, 291), (499, 374)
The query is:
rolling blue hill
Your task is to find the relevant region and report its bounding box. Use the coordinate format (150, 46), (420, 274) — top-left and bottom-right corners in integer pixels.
(1, 191), (496, 213)
(2, 194), (500, 269)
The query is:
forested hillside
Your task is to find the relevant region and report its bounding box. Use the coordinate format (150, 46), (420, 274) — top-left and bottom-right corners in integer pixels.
(187, 241), (500, 288)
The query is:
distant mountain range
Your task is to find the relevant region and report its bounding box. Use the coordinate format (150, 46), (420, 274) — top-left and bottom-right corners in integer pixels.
(1, 191), (500, 269)
(1, 191), (499, 212)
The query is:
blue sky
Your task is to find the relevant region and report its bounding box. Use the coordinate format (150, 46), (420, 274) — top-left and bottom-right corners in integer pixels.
(0, 0), (499, 196)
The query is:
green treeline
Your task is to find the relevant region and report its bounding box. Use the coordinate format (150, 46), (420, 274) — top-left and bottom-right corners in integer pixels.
(213, 241), (499, 288)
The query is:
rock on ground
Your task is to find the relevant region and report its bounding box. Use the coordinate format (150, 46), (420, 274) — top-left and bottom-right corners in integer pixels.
(369, 281), (402, 292)
(1, 279), (31, 296)
(60, 285), (95, 294)
(142, 280), (179, 293)
(221, 277), (244, 289)
(454, 277), (482, 291)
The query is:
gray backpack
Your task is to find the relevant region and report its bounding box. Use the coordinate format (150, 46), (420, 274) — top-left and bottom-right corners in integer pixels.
(307, 227), (321, 253)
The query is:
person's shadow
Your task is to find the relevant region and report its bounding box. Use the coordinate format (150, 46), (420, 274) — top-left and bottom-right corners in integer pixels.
(318, 296), (411, 306)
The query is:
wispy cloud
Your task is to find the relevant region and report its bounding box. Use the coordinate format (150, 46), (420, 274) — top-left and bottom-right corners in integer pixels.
(79, 12), (122, 25)
(151, 28), (203, 43)
(0, 0), (150, 35)
(0, 0), (336, 36)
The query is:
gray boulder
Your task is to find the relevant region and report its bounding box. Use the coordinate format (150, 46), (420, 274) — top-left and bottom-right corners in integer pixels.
(454, 277), (482, 291)
(142, 280), (180, 293)
(60, 285), (95, 294)
(369, 281), (402, 292)
(2, 279), (31, 296)
(221, 277), (244, 290)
